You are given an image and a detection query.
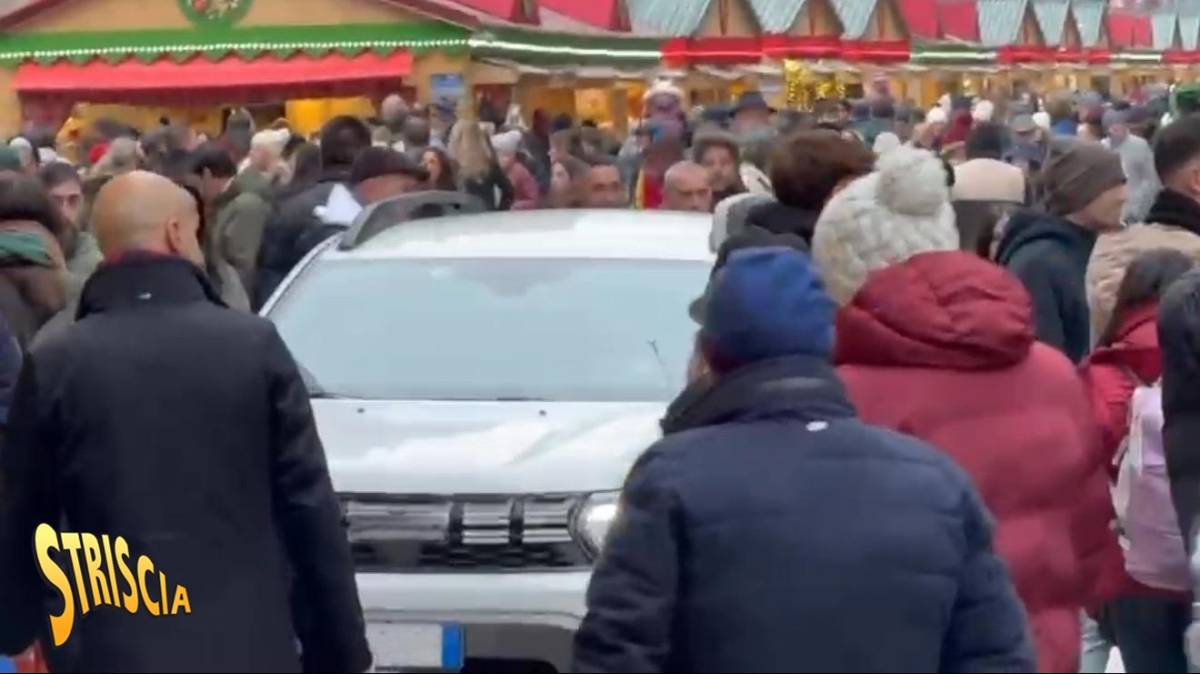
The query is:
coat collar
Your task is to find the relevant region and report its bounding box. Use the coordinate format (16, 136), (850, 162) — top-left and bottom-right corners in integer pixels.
(661, 354), (856, 435)
(1145, 188), (1200, 236)
(77, 253), (225, 320)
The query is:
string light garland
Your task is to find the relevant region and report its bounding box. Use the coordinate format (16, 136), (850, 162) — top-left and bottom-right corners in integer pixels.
(0, 39), (469, 62)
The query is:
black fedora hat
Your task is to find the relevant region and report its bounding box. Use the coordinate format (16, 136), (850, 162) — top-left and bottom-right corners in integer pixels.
(733, 90), (776, 115)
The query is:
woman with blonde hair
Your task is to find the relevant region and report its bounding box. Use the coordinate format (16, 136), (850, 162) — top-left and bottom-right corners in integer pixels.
(448, 120), (513, 211)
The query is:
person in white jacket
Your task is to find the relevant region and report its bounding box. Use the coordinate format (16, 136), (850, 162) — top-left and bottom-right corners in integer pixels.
(1104, 108), (1161, 224)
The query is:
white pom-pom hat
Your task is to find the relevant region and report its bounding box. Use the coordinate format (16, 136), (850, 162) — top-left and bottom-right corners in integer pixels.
(972, 99), (995, 123)
(812, 146), (960, 305)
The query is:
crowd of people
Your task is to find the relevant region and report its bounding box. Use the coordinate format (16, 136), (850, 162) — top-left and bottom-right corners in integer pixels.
(1, 76), (1200, 672)
(567, 85), (1200, 673)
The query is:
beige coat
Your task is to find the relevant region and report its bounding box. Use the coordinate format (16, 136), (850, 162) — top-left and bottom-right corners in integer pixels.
(1086, 223), (1200, 339)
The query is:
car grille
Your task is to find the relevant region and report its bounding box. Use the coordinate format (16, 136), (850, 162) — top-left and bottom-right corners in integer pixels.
(343, 495), (590, 572)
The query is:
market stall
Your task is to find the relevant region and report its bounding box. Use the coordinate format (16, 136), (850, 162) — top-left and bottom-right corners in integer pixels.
(624, 0), (1200, 113)
(0, 0), (481, 137)
(466, 21), (662, 131)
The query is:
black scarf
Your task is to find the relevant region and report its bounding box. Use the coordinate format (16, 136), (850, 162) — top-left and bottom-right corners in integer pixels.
(1146, 189), (1200, 236)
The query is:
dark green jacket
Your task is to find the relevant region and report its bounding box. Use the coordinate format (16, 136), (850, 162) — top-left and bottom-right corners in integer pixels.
(214, 173), (272, 301)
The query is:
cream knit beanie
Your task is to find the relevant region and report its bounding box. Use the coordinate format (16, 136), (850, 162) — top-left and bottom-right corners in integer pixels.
(812, 146), (960, 305)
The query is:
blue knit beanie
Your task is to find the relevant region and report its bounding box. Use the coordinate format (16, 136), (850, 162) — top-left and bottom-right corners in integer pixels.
(701, 247), (836, 366)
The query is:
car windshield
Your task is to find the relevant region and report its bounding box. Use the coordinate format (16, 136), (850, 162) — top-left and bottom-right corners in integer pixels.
(270, 257), (709, 402)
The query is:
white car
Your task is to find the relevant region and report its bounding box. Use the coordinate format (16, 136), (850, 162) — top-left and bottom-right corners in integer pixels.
(264, 197), (713, 672)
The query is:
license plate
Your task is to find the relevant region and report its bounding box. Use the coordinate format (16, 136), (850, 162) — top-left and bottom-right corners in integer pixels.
(366, 622), (464, 671)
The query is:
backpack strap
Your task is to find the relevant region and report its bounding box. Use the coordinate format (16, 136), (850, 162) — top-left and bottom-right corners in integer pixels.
(1118, 364), (1156, 389)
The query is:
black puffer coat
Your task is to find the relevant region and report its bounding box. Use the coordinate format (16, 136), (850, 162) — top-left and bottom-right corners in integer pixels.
(1160, 270), (1200, 552)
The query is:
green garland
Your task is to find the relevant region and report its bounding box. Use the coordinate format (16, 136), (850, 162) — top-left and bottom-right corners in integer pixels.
(0, 22), (471, 67)
(909, 43), (998, 65)
(468, 27), (662, 66)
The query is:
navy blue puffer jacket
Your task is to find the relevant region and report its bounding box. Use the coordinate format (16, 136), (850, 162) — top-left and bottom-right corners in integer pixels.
(573, 355), (1034, 673)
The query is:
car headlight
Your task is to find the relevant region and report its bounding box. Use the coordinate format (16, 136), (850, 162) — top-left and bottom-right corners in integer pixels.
(574, 491), (620, 559)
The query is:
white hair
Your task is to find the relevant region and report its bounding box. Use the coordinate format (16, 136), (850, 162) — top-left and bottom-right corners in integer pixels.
(664, 160), (707, 189)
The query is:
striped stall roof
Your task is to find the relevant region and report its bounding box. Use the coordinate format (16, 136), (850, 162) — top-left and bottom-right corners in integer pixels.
(942, 0), (980, 40)
(1180, 9), (1200, 50)
(453, 0), (537, 23)
(978, 0), (1028, 46)
(830, 0), (878, 38)
(748, 0), (808, 33)
(1032, 0), (1070, 46)
(1108, 11), (1152, 48)
(897, 0), (939, 39)
(627, 0), (712, 36)
(1152, 11), (1180, 50)
(1071, 0), (1106, 47)
(539, 0), (630, 30)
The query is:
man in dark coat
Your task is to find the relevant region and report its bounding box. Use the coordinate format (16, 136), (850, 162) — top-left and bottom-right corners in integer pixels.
(0, 313), (19, 429)
(0, 171), (370, 672)
(996, 141), (1127, 362)
(1161, 269), (1200, 553)
(1162, 270), (1200, 666)
(573, 247), (1034, 673)
(254, 116), (371, 308)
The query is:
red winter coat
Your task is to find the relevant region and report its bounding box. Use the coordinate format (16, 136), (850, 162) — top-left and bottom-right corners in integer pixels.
(1079, 303), (1191, 608)
(835, 251), (1107, 674)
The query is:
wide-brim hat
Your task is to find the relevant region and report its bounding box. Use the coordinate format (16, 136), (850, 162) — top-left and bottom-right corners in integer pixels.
(733, 91), (776, 115)
(1009, 113), (1037, 134)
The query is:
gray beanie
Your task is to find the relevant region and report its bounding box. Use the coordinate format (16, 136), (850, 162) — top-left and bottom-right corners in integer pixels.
(1042, 142), (1125, 218)
(1102, 108), (1131, 134)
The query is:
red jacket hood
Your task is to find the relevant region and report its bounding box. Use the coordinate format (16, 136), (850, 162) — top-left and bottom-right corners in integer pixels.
(835, 251), (1035, 370)
(1085, 303), (1161, 383)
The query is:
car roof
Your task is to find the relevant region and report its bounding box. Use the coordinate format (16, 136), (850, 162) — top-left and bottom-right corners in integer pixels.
(322, 209), (715, 261)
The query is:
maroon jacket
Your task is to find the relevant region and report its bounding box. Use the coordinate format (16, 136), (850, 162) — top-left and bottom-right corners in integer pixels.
(836, 251), (1107, 674)
(506, 161), (540, 211)
(1080, 303), (1191, 609)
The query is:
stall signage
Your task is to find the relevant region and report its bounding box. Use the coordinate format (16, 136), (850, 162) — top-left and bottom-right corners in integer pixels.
(178, 0), (254, 28)
(431, 74), (466, 108)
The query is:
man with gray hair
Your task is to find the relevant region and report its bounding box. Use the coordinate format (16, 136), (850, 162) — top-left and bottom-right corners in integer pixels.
(401, 116), (432, 159)
(380, 93), (409, 136)
(662, 161), (714, 213)
(7, 137), (35, 176)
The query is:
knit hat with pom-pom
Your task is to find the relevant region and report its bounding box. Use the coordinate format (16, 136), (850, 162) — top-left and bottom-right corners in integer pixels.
(812, 146), (960, 305)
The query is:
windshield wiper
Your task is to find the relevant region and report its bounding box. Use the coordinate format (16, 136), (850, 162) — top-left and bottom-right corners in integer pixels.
(647, 339), (673, 397)
(309, 391), (352, 400)
(298, 363), (350, 399)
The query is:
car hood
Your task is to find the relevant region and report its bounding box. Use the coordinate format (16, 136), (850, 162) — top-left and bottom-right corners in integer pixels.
(314, 400), (666, 495)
